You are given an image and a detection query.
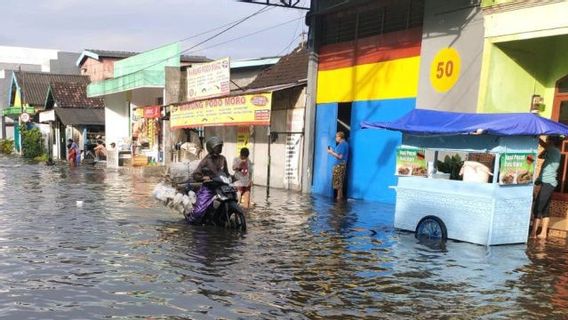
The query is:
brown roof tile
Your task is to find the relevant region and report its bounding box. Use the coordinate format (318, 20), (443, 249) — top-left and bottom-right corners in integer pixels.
(247, 44), (309, 90)
(50, 82), (104, 109)
(14, 72), (89, 107)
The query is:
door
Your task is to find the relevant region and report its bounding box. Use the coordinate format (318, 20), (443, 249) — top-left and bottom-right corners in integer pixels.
(551, 75), (568, 198)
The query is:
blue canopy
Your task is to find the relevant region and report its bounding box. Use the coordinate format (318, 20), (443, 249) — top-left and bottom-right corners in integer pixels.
(361, 109), (568, 136)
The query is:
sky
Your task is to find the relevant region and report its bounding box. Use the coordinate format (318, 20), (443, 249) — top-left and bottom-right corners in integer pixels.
(0, 0), (309, 60)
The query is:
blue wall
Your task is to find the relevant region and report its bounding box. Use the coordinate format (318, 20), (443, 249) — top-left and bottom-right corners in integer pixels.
(311, 103), (338, 197)
(348, 99), (416, 203)
(312, 99), (416, 203)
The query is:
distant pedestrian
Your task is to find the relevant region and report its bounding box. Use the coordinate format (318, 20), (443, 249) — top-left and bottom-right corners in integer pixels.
(327, 131), (349, 200)
(233, 147), (253, 208)
(94, 140), (107, 160)
(530, 136), (562, 240)
(67, 139), (79, 167)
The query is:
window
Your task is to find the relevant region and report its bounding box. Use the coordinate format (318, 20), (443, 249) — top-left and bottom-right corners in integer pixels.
(319, 0), (424, 46)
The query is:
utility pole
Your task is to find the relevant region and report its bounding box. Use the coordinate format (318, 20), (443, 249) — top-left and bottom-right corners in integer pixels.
(237, 0), (316, 193)
(301, 0), (318, 194)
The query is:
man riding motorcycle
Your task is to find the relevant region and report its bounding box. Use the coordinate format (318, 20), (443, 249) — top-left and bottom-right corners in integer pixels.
(188, 136), (230, 224)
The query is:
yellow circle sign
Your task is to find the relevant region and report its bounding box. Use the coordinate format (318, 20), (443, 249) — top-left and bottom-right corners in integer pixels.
(430, 47), (461, 93)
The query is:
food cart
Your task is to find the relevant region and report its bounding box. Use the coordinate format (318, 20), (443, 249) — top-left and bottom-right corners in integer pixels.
(362, 109), (568, 246)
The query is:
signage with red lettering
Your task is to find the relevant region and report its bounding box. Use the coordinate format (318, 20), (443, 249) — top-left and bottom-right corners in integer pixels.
(143, 106), (161, 118)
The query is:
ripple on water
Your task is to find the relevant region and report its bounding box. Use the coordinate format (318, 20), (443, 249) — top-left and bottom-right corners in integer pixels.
(0, 155), (567, 319)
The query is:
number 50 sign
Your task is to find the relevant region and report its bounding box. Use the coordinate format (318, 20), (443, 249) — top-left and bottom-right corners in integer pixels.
(430, 47), (461, 93)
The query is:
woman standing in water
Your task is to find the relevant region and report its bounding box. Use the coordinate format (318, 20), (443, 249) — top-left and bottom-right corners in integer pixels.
(67, 139), (79, 167)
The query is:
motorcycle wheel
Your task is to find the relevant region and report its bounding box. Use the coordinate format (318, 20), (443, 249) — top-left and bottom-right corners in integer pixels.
(228, 202), (247, 232)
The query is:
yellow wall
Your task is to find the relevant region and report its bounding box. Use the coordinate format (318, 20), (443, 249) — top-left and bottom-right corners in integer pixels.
(316, 57), (421, 104)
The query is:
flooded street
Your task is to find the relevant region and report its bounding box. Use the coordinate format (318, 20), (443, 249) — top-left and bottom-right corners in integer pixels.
(0, 155), (567, 319)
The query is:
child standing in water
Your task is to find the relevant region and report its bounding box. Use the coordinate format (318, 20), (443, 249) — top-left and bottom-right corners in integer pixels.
(232, 147), (253, 208)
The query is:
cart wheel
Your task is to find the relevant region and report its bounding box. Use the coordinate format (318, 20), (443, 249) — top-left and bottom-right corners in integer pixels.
(415, 215), (447, 241)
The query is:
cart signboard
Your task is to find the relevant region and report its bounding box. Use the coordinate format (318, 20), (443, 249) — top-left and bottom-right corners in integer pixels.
(395, 147), (427, 176)
(498, 153), (536, 185)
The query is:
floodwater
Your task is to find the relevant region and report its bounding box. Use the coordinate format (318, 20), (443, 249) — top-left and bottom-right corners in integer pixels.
(0, 156), (567, 319)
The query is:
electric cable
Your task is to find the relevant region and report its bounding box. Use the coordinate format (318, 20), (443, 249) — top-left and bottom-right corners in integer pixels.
(99, 15), (304, 94)
(105, 6), (272, 81)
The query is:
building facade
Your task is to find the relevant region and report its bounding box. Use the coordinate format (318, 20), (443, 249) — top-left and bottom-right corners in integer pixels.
(165, 47), (307, 191)
(0, 46), (80, 139)
(478, 0), (568, 238)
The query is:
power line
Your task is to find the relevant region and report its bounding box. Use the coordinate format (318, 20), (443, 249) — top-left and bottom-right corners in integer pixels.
(275, 5), (306, 56)
(94, 15), (304, 94)
(183, 16), (303, 55)
(104, 6), (273, 81)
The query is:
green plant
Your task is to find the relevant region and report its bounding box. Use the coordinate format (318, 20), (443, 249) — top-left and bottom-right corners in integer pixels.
(20, 125), (45, 159)
(436, 154), (464, 180)
(0, 139), (14, 154)
(33, 154), (49, 162)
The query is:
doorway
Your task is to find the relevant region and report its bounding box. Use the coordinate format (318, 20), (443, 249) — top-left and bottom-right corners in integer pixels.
(551, 75), (568, 197)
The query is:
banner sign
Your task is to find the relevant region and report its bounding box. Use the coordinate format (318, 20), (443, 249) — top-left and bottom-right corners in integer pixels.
(187, 57), (231, 101)
(236, 126), (250, 153)
(143, 105), (161, 118)
(498, 153), (536, 185)
(170, 93), (272, 128)
(395, 147), (427, 176)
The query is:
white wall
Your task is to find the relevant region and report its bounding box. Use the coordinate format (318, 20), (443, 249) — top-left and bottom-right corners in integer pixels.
(0, 46), (59, 72)
(485, 2), (568, 41)
(104, 92), (130, 149)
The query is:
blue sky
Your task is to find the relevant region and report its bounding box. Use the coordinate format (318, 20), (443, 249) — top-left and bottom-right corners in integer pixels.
(0, 0), (308, 59)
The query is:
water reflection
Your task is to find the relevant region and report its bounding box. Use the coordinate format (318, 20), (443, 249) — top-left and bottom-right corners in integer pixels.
(0, 155), (567, 319)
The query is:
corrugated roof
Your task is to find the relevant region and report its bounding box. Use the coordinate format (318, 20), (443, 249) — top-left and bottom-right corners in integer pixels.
(78, 49), (211, 65)
(247, 44), (308, 90)
(231, 57), (280, 69)
(55, 108), (105, 126)
(14, 71), (90, 107)
(50, 82), (104, 109)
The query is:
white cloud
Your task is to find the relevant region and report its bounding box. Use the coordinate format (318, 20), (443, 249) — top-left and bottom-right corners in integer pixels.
(0, 0), (308, 58)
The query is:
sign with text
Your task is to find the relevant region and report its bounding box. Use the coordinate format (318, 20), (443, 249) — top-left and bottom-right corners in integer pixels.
(284, 134), (302, 186)
(236, 126), (250, 153)
(395, 147), (427, 176)
(186, 57), (231, 101)
(170, 93), (272, 128)
(430, 47), (461, 93)
(498, 153), (536, 185)
(143, 105), (161, 118)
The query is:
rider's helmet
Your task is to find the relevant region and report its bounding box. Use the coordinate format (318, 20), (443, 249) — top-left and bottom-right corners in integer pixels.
(205, 136), (223, 155)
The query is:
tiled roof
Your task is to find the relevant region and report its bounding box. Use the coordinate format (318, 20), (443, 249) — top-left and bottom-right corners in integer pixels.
(247, 44), (308, 90)
(50, 82), (104, 109)
(84, 49), (211, 63)
(14, 71), (90, 107)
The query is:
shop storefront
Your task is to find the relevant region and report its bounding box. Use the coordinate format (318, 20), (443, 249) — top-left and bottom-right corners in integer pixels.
(131, 105), (163, 166)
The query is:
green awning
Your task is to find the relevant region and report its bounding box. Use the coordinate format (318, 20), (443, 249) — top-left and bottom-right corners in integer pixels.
(87, 43), (181, 97)
(3, 106), (35, 117)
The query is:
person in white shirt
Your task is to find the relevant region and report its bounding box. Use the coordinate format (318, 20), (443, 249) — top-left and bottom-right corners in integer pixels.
(232, 147), (253, 208)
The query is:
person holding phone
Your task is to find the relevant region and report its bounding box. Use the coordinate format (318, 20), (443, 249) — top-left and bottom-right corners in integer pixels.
(327, 131), (349, 200)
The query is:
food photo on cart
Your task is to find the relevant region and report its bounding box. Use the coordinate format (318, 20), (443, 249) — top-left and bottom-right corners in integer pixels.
(361, 109), (568, 247)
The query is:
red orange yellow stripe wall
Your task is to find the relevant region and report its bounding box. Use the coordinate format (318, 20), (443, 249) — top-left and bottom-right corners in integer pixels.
(316, 28), (422, 104)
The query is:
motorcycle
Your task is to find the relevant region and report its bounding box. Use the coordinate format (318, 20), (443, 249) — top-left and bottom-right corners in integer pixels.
(180, 172), (247, 231)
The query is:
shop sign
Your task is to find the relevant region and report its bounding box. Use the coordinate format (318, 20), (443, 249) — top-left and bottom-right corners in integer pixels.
(236, 126), (250, 153)
(430, 47), (461, 93)
(170, 93), (272, 128)
(143, 105), (161, 118)
(39, 110), (55, 123)
(284, 134), (302, 186)
(395, 147), (427, 176)
(498, 153), (536, 185)
(187, 57), (231, 101)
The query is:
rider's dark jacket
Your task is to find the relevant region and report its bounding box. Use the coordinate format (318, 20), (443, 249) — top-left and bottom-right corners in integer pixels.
(192, 154), (230, 182)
